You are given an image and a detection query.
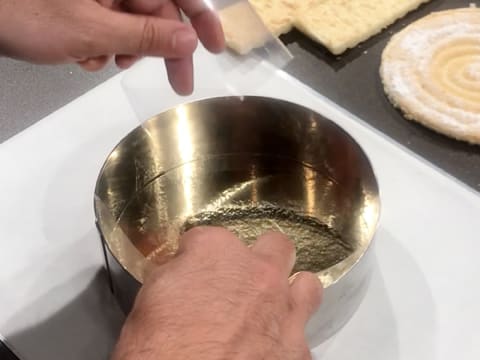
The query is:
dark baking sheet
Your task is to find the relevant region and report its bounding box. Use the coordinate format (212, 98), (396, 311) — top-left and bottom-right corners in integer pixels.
(281, 0), (480, 192)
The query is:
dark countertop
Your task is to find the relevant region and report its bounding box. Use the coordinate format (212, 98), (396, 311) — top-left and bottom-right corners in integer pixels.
(0, 59), (119, 143)
(281, 0), (480, 192)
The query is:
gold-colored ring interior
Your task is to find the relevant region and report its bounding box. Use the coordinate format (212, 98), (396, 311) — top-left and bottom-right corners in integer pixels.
(94, 97), (380, 288)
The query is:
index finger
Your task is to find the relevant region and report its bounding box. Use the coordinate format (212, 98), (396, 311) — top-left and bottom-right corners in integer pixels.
(251, 232), (296, 278)
(159, 1), (195, 94)
(175, 0), (225, 53)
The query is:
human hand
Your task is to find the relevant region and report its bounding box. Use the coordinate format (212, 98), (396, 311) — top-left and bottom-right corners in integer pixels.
(0, 0), (225, 94)
(111, 227), (323, 360)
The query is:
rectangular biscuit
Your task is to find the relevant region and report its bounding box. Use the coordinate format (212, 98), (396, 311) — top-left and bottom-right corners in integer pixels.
(248, 0), (298, 36)
(294, 0), (432, 55)
(218, 1), (273, 55)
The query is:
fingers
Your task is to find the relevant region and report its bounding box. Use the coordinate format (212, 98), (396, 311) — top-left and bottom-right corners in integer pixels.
(251, 232), (296, 278)
(123, 0), (225, 53)
(177, 226), (244, 255)
(123, 0), (169, 13)
(143, 227), (237, 282)
(89, 7), (198, 58)
(114, 0), (195, 93)
(281, 272), (322, 357)
(174, 0), (207, 16)
(175, 0), (225, 53)
(128, 0), (226, 53)
(289, 272), (323, 327)
(97, 0), (117, 7)
(165, 57), (194, 95)
(77, 55), (111, 71)
(115, 55), (140, 69)
(78, 1), (116, 70)
(285, 345), (313, 360)
(188, 9), (225, 53)
(158, 0), (194, 94)
(78, 0), (220, 96)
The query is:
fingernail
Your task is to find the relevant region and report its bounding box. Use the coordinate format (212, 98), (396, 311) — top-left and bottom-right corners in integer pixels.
(172, 29), (197, 52)
(317, 277), (324, 306)
(288, 271), (301, 285)
(289, 251), (297, 272)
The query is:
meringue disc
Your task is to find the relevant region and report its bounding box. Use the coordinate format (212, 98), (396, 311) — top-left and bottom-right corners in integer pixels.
(381, 8), (480, 144)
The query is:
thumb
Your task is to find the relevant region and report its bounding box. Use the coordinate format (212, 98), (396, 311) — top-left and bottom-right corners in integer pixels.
(289, 271), (323, 327)
(88, 8), (198, 58)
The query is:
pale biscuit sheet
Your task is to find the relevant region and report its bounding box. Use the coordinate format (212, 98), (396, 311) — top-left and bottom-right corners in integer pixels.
(220, 0), (432, 55)
(218, 1), (273, 55)
(248, 0), (298, 36)
(295, 0), (432, 55)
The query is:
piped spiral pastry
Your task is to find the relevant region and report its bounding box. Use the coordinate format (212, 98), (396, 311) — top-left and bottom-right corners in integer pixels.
(381, 8), (480, 144)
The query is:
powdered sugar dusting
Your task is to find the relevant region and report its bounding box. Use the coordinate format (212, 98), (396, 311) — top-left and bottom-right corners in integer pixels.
(387, 64), (411, 97)
(381, 8), (480, 144)
(400, 23), (477, 58)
